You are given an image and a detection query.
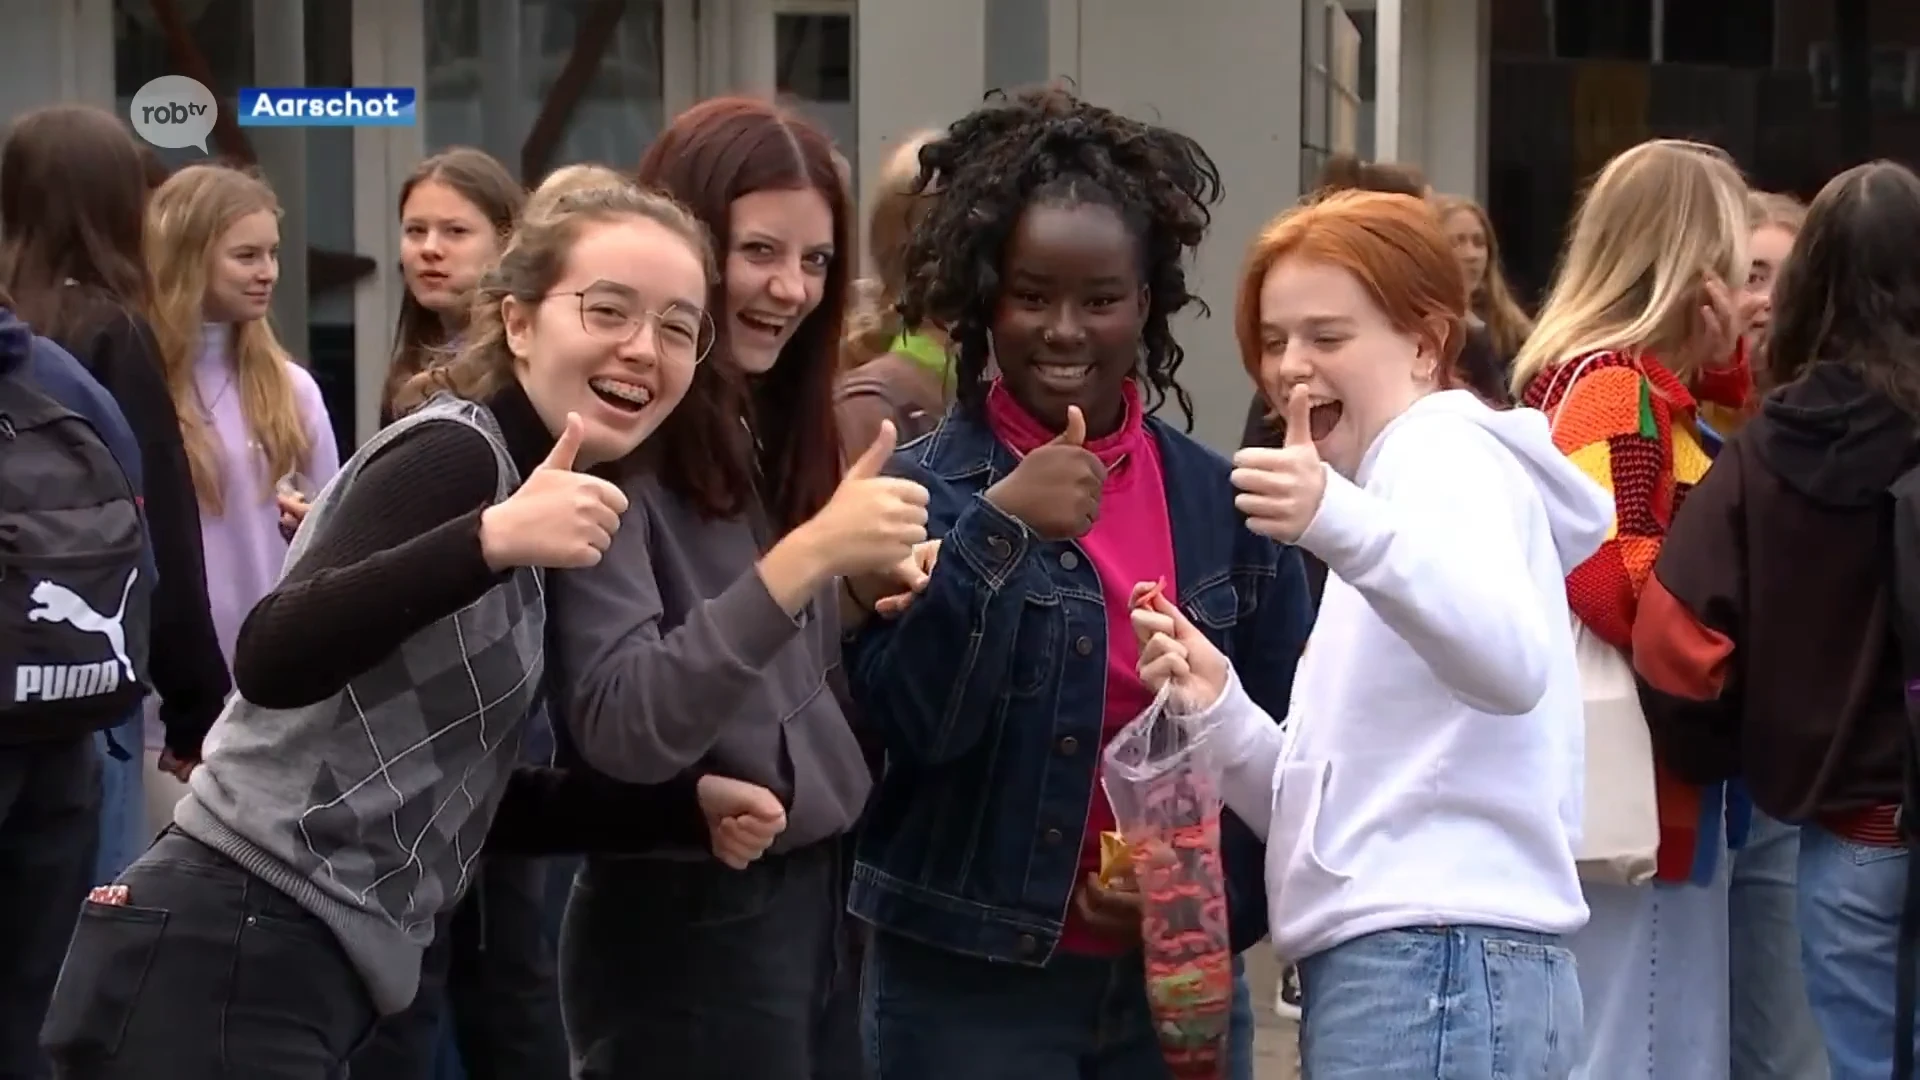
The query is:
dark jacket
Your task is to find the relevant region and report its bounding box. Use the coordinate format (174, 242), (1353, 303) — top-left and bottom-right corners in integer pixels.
(49, 294), (230, 757)
(1633, 364), (1920, 821)
(846, 407), (1314, 962)
(1, 307), (157, 745)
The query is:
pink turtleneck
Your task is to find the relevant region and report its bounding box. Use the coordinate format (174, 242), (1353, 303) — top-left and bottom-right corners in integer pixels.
(984, 379), (1177, 955)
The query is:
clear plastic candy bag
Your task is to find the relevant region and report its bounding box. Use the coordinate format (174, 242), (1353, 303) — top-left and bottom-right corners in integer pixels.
(1102, 682), (1234, 1080)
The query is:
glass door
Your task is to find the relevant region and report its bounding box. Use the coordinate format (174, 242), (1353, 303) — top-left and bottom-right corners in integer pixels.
(772, 0), (857, 173)
(114, 0), (360, 452)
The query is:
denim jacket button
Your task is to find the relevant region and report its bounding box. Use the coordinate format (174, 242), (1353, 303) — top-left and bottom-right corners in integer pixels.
(1057, 736), (1079, 756)
(988, 535), (1012, 558)
(1074, 636), (1094, 656)
(1018, 934), (1038, 956)
(1044, 827), (1064, 845)
(1059, 551), (1079, 571)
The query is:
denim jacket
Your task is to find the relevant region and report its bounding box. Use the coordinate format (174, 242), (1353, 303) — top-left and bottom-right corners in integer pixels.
(845, 406), (1314, 966)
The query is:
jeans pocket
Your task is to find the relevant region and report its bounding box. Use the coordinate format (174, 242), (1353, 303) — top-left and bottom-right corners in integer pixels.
(40, 901), (169, 1058)
(609, 856), (788, 929)
(1482, 936), (1582, 1080)
(1841, 838), (1907, 866)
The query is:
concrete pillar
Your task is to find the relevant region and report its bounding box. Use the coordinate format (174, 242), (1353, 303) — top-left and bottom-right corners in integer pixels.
(1414, 0), (1489, 200)
(855, 0), (987, 234)
(1378, 0), (1489, 201)
(733, 0), (778, 98)
(985, 0), (1050, 92)
(479, 0), (524, 172)
(1374, 0), (1405, 163)
(0, 1), (113, 136)
(253, 0), (309, 360)
(1064, 0), (1305, 453)
(351, 0), (427, 446)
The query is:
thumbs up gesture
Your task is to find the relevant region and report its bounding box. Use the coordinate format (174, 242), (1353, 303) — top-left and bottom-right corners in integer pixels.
(801, 420), (931, 577)
(479, 413), (632, 571)
(1229, 386), (1328, 544)
(983, 405), (1108, 540)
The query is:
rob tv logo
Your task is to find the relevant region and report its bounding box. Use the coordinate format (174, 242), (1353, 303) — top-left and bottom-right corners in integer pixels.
(127, 75), (417, 153)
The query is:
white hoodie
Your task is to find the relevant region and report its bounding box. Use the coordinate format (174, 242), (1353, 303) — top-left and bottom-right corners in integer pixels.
(1194, 389), (1612, 964)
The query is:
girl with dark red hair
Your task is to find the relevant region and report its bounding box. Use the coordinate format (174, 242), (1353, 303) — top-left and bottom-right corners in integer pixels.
(550, 97), (927, 1080)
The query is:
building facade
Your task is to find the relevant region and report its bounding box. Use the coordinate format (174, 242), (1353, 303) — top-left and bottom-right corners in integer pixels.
(0, 0), (1904, 453)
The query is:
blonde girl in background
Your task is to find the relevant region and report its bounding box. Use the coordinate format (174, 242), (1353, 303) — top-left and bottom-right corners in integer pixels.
(1700, 191), (1807, 436)
(1437, 194), (1533, 370)
(835, 130), (949, 457)
(141, 163), (339, 832)
(1513, 138), (1759, 1080)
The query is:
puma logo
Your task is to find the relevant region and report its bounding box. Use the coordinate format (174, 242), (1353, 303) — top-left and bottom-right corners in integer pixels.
(27, 571), (139, 681)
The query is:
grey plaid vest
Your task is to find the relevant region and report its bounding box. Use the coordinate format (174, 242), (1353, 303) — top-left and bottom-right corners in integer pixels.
(175, 394), (545, 1014)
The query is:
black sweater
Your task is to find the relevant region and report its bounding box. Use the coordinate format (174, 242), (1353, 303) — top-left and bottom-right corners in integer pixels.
(52, 302), (231, 757)
(231, 381), (709, 856)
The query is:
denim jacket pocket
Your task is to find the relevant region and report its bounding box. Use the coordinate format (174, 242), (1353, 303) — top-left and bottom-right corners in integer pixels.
(1183, 572), (1257, 633)
(1005, 593), (1062, 700)
(1270, 760), (1355, 901)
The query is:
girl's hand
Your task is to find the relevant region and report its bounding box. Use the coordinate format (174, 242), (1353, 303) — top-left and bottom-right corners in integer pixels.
(1695, 275), (1763, 370)
(276, 492), (310, 541)
(1131, 585), (1230, 711)
(695, 775), (787, 869)
(156, 748), (197, 781)
(478, 413), (631, 570)
(870, 539), (940, 618)
(1229, 387), (1327, 544)
(801, 422), (931, 577)
(1074, 871), (1143, 939)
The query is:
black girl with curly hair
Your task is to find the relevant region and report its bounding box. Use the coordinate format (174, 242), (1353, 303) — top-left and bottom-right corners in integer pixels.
(844, 85), (1314, 1080)
(900, 84), (1217, 434)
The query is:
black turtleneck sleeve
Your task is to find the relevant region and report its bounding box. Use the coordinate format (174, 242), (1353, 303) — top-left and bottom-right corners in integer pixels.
(230, 404), (716, 858)
(232, 419), (505, 710)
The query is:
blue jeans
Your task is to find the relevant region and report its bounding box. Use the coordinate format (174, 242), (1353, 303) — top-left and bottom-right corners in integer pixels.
(863, 931), (1182, 1079)
(1728, 810), (1826, 1079)
(1298, 926), (1581, 1078)
(1229, 954), (1254, 1080)
(1797, 826), (1917, 1080)
(90, 717), (145, 884)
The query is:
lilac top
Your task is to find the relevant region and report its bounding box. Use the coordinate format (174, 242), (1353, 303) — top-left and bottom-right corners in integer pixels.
(144, 323), (340, 748)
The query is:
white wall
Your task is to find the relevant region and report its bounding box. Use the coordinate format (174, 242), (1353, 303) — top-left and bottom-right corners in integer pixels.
(1053, 0), (1307, 453)
(0, 0), (113, 151)
(1382, 0), (1489, 200)
(854, 0), (987, 243)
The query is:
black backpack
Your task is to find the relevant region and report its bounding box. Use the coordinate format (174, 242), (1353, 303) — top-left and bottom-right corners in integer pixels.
(0, 365), (151, 740)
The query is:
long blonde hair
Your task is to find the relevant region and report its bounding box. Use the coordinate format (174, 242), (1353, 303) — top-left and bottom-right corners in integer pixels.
(146, 164), (311, 515)
(1511, 139), (1749, 396)
(842, 130), (941, 370)
(1436, 195), (1532, 358)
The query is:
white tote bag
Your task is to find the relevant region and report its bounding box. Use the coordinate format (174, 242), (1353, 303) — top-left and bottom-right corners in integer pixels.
(1543, 355), (1661, 886)
(1567, 619), (1660, 884)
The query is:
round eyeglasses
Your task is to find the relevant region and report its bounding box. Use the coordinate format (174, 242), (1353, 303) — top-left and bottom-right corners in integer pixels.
(552, 289), (715, 366)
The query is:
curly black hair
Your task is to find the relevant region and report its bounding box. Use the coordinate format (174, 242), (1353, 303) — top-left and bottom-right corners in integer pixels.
(898, 85), (1224, 427)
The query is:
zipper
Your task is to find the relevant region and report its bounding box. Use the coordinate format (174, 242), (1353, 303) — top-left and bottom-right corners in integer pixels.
(0, 542), (145, 570)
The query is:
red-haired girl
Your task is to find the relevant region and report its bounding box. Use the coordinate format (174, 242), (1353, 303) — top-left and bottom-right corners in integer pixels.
(1134, 190), (1610, 1077)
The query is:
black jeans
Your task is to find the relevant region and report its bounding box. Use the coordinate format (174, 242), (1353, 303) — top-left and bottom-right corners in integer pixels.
(347, 856), (569, 1080)
(560, 839), (864, 1080)
(40, 831), (377, 1080)
(0, 738), (99, 1080)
